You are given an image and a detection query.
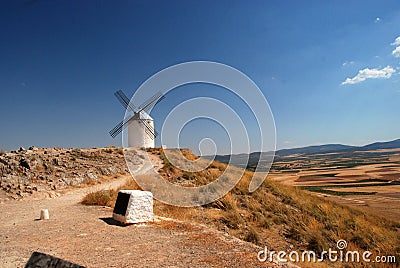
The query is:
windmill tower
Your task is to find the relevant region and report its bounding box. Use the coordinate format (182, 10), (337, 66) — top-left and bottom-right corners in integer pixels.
(109, 90), (164, 148)
(127, 111), (154, 148)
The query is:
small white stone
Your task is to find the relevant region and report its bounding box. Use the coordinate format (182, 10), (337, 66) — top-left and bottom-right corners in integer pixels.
(40, 209), (49, 220)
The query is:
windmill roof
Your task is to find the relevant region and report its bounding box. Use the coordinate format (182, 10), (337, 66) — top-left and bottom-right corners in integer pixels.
(135, 110), (153, 120)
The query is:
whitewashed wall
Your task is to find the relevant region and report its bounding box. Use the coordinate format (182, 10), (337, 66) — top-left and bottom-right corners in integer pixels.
(127, 120), (155, 148)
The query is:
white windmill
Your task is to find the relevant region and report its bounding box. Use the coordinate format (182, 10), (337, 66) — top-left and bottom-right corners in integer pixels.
(109, 90), (164, 148)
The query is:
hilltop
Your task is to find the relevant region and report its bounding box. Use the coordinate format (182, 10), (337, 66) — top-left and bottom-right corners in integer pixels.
(1, 147), (399, 267)
(0, 147), (280, 267)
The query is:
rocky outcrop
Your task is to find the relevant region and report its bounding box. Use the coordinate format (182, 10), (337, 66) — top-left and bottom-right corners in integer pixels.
(0, 147), (128, 199)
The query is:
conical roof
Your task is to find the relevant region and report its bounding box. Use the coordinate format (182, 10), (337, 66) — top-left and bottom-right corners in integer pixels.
(133, 110), (153, 120)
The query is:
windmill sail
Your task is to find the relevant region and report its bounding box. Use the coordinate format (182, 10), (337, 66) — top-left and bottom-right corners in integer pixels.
(109, 114), (135, 138)
(114, 90), (137, 112)
(138, 118), (157, 138)
(138, 91), (164, 112)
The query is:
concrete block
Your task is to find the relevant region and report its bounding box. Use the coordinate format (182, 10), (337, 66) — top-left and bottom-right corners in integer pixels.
(112, 190), (153, 224)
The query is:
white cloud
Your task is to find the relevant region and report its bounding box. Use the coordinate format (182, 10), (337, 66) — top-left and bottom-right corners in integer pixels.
(341, 66), (395, 85)
(342, 61), (355, 67)
(391, 37), (400, 58)
(392, 46), (400, 58)
(391, 36), (400, 46)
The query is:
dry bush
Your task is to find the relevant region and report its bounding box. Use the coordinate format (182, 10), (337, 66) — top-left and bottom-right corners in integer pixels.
(82, 178), (98, 186)
(154, 201), (197, 222)
(210, 161), (227, 171)
(81, 178), (140, 207)
(222, 210), (244, 229)
(81, 189), (117, 207)
(244, 227), (260, 244)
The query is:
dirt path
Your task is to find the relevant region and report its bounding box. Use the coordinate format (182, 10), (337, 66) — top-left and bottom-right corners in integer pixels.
(0, 152), (283, 267)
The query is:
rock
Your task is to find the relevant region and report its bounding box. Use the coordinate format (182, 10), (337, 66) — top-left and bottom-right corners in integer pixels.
(52, 158), (59, 166)
(113, 190), (154, 224)
(62, 177), (85, 186)
(98, 167), (111, 175)
(19, 158), (31, 169)
(85, 172), (98, 181)
(25, 251), (84, 268)
(0, 146), (128, 199)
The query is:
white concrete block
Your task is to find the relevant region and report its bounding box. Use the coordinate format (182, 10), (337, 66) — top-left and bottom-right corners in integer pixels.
(112, 190), (153, 224)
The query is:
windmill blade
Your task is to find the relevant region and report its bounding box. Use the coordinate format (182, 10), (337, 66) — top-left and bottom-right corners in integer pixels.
(137, 119), (155, 138)
(109, 114), (135, 138)
(109, 121), (123, 138)
(138, 91), (165, 113)
(144, 120), (158, 137)
(140, 121), (155, 139)
(138, 119), (158, 138)
(114, 90), (129, 109)
(114, 90), (137, 112)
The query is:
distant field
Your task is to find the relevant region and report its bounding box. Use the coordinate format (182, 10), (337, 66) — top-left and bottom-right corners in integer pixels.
(268, 150), (400, 222)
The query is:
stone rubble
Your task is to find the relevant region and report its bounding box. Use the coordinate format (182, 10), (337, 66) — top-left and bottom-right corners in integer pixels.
(0, 146), (128, 199)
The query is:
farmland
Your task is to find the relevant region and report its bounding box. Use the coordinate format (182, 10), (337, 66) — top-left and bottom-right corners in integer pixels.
(269, 148), (400, 222)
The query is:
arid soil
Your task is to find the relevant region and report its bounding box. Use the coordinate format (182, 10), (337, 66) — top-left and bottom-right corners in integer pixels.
(0, 148), (287, 268)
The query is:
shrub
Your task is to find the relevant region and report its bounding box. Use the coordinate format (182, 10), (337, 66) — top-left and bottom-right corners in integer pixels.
(81, 189), (116, 207)
(285, 226), (303, 241)
(222, 210), (243, 229)
(307, 235), (325, 255)
(81, 179), (140, 207)
(259, 218), (271, 229)
(244, 227), (260, 244)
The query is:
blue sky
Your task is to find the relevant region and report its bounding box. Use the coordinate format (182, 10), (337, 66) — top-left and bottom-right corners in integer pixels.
(0, 0), (399, 153)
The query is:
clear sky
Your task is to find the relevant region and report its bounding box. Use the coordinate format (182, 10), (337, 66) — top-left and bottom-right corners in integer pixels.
(0, 0), (399, 153)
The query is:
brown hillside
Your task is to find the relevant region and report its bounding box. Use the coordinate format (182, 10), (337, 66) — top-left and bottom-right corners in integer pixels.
(85, 148), (400, 267)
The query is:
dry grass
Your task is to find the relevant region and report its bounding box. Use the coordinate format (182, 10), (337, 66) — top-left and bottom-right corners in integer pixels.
(81, 179), (140, 207)
(81, 189), (116, 207)
(82, 148), (400, 267)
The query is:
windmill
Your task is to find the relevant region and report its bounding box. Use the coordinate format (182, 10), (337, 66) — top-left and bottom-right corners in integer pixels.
(109, 90), (164, 148)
